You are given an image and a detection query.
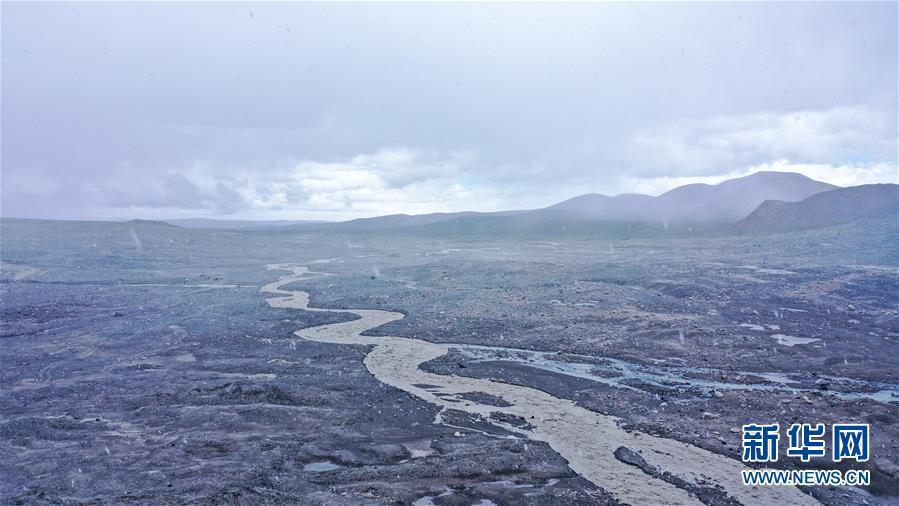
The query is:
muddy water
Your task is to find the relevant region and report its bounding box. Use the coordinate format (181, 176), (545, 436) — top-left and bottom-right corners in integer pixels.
(263, 264), (818, 505)
(451, 344), (899, 404)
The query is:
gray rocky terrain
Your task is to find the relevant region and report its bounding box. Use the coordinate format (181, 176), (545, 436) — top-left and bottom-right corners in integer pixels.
(1, 214), (897, 505)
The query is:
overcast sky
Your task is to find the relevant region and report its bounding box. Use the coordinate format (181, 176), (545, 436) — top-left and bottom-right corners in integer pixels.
(2, 2), (897, 221)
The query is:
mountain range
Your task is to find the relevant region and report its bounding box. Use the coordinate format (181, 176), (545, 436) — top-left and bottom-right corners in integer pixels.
(543, 171), (836, 223)
(296, 171), (842, 231)
(164, 171), (896, 233)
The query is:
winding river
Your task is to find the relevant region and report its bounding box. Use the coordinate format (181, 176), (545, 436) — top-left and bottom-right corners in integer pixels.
(263, 263), (818, 505)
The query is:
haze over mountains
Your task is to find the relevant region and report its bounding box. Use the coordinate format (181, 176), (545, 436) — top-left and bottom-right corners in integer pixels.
(285, 171), (843, 231)
(544, 171), (836, 223)
(160, 171), (896, 233)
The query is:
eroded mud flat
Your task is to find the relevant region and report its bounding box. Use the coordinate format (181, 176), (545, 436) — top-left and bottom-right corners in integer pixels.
(265, 263), (817, 505)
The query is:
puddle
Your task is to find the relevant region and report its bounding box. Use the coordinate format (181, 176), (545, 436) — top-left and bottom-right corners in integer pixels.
(217, 372), (277, 380)
(401, 439), (435, 459)
(413, 488), (453, 506)
(311, 257), (342, 264)
(771, 334), (821, 347)
(303, 461), (340, 472)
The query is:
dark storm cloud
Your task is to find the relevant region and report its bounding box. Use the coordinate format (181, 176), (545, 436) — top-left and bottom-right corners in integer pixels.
(2, 2), (896, 219)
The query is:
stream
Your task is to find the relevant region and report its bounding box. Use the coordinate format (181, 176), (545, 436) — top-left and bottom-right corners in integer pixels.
(263, 263), (818, 505)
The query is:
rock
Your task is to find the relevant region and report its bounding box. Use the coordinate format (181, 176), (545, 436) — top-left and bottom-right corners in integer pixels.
(712, 390), (724, 398)
(453, 431), (463, 437)
(112, 311), (123, 317)
(701, 411), (719, 419)
(815, 378), (830, 390)
(613, 446), (654, 474)
(363, 443), (409, 462)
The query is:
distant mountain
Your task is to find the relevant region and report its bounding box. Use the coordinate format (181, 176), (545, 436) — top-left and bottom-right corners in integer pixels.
(542, 193), (656, 221)
(737, 184), (899, 231)
(300, 210), (528, 232)
(166, 172), (844, 234)
(127, 219), (177, 227)
(165, 218), (328, 230)
(300, 171), (838, 232)
(336, 212), (484, 231)
(546, 171), (838, 223)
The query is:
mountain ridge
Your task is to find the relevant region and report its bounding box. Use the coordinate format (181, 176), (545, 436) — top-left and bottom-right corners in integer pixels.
(545, 171), (838, 223)
(148, 171), (866, 232)
(737, 184), (898, 231)
(323, 171), (839, 230)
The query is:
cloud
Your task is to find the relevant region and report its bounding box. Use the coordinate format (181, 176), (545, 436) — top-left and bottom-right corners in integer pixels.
(626, 106), (897, 177)
(3, 142), (894, 220)
(234, 148), (483, 218)
(1, 2), (896, 220)
(620, 160), (898, 197)
(283, 148), (468, 192)
(741, 160), (898, 188)
(17, 148), (481, 219)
